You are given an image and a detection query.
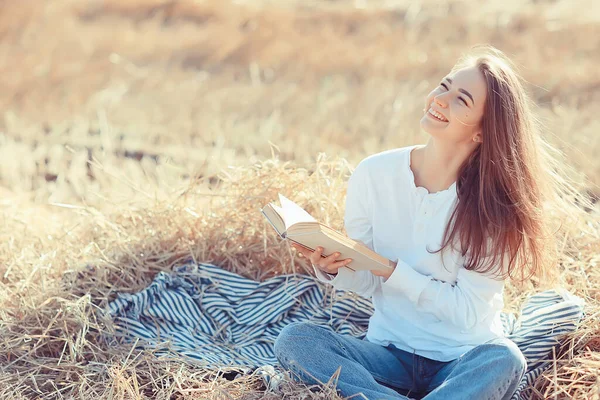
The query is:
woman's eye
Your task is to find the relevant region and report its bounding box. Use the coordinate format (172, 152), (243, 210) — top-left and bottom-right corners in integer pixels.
(440, 83), (448, 90)
(459, 97), (468, 106)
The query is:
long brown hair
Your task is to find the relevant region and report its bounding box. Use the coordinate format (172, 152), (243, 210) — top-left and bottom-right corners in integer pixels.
(433, 45), (593, 288)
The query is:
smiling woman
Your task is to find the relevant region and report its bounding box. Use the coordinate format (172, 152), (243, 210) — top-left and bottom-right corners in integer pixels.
(275, 44), (592, 400)
(420, 66), (487, 140)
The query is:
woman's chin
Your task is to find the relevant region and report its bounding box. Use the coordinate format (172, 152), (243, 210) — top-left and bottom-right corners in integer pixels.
(419, 117), (435, 134)
(420, 115), (449, 135)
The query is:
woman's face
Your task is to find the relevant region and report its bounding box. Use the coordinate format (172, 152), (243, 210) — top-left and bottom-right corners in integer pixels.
(419, 65), (488, 143)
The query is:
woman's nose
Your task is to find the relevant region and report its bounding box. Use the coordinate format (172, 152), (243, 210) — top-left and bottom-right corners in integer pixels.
(434, 95), (448, 108)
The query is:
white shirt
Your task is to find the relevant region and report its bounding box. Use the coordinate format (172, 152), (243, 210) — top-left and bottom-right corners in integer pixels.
(313, 144), (506, 362)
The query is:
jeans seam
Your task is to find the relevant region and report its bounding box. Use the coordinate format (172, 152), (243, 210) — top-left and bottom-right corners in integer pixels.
(369, 369), (413, 390)
(370, 372), (403, 388)
(335, 337), (411, 390)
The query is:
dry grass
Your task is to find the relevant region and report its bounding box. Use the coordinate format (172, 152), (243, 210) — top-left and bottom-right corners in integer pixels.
(0, 0), (599, 398)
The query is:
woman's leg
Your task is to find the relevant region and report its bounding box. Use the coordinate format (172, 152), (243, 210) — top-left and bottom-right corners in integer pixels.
(422, 336), (527, 400)
(274, 321), (418, 400)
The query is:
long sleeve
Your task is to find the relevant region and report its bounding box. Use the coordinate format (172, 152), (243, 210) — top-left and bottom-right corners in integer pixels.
(381, 252), (506, 332)
(313, 160), (383, 299)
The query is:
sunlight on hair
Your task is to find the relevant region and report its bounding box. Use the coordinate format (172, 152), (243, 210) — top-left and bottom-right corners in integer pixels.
(431, 45), (597, 290)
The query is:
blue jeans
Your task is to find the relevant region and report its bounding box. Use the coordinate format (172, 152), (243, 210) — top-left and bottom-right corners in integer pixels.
(274, 322), (526, 400)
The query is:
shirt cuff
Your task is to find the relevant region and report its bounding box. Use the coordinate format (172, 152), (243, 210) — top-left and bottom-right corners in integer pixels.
(382, 258), (432, 304)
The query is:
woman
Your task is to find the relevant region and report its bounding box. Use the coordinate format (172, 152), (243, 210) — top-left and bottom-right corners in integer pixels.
(273, 45), (587, 400)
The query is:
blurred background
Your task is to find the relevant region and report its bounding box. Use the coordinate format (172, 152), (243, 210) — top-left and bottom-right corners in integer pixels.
(2, 1), (600, 398)
(1, 0), (599, 208)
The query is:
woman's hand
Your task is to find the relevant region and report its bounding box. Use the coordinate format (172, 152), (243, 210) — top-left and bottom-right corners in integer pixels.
(371, 260), (397, 281)
(291, 244), (353, 275)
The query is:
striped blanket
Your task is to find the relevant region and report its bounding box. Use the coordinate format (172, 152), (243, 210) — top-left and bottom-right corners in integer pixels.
(108, 262), (586, 400)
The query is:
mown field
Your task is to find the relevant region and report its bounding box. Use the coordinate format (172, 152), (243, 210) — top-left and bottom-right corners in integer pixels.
(1, 0), (599, 398)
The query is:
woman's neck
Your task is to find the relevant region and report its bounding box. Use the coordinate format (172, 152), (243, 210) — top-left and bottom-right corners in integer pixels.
(412, 139), (475, 193)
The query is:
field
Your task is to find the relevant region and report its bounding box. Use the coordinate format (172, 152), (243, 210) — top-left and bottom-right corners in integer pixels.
(1, 0), (599, 398)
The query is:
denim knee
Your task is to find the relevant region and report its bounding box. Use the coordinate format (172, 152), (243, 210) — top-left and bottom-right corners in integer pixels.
(274, 322), (317, 360)
(274, 322), (323, 383)
(486, 338), (527, 379)
(505, 341), (527, 377)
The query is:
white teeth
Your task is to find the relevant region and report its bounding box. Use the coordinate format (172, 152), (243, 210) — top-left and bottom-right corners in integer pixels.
(428, 108), (448, 122)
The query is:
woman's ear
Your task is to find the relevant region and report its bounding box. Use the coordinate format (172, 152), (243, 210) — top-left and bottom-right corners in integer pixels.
(473, 132), (483, 143)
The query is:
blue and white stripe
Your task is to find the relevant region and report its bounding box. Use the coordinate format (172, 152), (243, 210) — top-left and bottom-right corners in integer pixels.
(107, 262), (585, 400)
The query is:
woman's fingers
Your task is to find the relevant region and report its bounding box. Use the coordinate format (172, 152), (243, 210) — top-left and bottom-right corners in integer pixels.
(324, 251), (341, 263)
(291, 244), (324, 265)
(320, 257), (352, 272)
(291, 244), (352, 273)
(292, 245), (321, 265)
(332, 258), (353, 270)
(320, 259), (353, 274)
(291, 244), (311, 258)
(309, 246), (323, 265)
(294, 247), (310, 259)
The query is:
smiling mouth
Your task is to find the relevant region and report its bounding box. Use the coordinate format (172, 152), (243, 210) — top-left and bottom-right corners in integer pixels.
(427, 108), (449, 122)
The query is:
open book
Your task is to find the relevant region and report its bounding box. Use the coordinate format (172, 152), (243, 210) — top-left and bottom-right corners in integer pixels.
(260, 193), (395, 272)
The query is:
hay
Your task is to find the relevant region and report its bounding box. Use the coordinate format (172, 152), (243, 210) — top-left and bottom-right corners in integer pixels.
(0, 155), (363, 398)
(1, 0), (599, 398)
(1, 153), (599, 398)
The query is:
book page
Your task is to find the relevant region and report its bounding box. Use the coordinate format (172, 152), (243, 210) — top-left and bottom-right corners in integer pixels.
(271, 203), (285, 222)
(278, 193), (317, 231)
(260, 204), (285, 237)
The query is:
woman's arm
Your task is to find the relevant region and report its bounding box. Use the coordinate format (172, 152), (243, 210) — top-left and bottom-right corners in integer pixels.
(383, 253), (507, 332)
